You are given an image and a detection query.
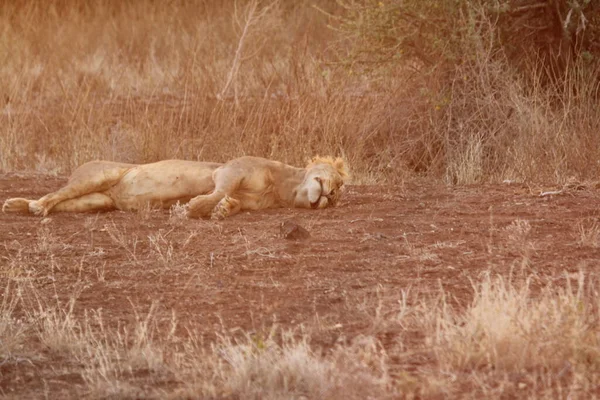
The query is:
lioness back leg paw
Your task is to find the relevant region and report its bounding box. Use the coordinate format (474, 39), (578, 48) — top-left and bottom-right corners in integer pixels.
(211, 195), (241, 220)
(2, 198), (32, 214)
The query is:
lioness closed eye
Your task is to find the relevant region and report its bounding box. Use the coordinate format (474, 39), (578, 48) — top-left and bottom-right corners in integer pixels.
(2, 156), (348, 220)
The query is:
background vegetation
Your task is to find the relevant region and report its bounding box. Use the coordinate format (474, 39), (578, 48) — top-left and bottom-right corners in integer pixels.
(2, 0), (599, 183)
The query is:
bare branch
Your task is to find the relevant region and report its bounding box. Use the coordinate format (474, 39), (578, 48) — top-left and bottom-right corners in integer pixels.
(218, 0), (278, 105)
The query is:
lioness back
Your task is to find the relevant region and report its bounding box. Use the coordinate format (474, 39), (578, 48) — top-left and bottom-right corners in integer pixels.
(68, 161), (138, 184)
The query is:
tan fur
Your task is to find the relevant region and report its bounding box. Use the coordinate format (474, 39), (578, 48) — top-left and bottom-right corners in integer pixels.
(306, 156), (349, 179)
(2, 156), (348, 219)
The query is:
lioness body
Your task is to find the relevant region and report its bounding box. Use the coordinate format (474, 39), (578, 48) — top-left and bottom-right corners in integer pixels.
(2, 156), (347, 219)
(108, 160), (220, 210)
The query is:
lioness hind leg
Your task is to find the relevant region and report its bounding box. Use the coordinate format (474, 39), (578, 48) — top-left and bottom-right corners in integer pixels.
(33, 167), (130, 216)
(2, 198), (32, 214)
(52, 193), (115, 213)
(211, 195), (241, 220)
(2, 193), (115, 215)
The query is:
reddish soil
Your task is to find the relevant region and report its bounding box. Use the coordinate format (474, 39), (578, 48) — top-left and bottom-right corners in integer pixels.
(1, 174), (599, 397)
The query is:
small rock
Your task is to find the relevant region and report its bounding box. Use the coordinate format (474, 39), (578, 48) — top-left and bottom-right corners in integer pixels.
(40, 218), (52, 225)
(280, 220), (310, 240)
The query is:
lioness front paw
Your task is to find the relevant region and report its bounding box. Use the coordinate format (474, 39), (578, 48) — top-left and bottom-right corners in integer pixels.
(210, 200), (229, 220)
(210, 195), (240, 220)
(28, 201), (48, 216)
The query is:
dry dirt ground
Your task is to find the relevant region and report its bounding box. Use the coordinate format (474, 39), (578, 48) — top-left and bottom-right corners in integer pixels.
(1, 174), (599, 398)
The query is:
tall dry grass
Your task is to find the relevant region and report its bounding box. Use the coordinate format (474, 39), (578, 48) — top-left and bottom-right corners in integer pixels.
(0, 0), (386, 181)
(429, 272), (599, 372)
(1, 0), (600, 183)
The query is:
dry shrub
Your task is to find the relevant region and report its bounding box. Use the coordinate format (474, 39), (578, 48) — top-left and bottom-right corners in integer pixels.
(427, 271), (600, 375)
(34, 298), (84, 357)
(168, 202), (188, 226)
(396, 10), (600, 184)
(503, 219), (532, 244)
(147, 230), (175, 267)
(0, 281), (28, 358)
(576, 218), (600, 248)
(210, 330), (391, 399)
(327, 0), (600, 184)
(78, 305), (172, 397)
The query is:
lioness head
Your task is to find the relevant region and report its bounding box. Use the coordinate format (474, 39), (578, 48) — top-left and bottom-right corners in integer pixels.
(295, 156), (348, 209)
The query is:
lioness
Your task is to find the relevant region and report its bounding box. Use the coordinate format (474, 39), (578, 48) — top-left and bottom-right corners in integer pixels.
(2, 156), (347, 219)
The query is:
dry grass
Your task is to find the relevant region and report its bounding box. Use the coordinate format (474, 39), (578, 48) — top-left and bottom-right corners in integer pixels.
(2, 259), (598, 398)
(2, 223), (597, 397)
(2, 1), (599, 183)
(0, 278), (393, 399)
(576, 218), (600, 248)
(429, 272), (596, 370)
(420, 271), (600, 397)
(0, 281), (28, 358)
(1, 208), (599, 398)
(168, 202), (189, 227)
(1, 0), (378, 178)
